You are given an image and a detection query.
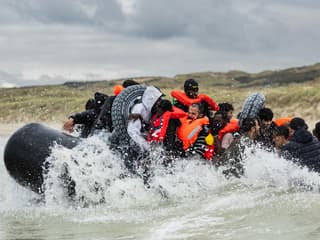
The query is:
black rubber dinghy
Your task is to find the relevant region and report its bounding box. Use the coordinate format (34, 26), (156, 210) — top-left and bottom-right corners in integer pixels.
(4, 123), (79, 193)
(238, 92), (265, 126)
(110, 84), (146, 145)
(4, 85), (146, 194)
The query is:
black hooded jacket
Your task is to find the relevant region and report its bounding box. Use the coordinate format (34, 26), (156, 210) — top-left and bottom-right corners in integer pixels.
(281, 128), (320, 172)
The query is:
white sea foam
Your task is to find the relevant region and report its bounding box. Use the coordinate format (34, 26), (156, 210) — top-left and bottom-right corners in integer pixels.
(2, 134), (320, 228)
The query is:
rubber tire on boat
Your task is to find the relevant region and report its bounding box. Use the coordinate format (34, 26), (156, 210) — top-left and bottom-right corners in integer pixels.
(238, 92), (265, 127)
(4, 123), (79, 194)
(111, 84), (146, 145)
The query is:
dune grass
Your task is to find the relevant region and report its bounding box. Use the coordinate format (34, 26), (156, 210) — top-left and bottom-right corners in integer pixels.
(1, 81), (320, 128)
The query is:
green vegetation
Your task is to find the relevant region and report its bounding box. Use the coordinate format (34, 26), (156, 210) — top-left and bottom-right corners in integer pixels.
(1, 63), (320, 125)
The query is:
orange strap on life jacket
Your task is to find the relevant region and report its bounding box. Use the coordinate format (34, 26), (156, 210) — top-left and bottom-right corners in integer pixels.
(218, 119), (240, 140)
(274, 117), (292, 127)
(171, 90), (219, 111)
(171, 106), (188, 119)
(177, 116), (209, 150)
(198, 94), (220, 111)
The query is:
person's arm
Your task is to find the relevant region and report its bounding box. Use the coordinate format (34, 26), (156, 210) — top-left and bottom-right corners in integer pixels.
(63, 118), (75, 132)
(71, 109), (96, 124)
(198, 94), (220, 111)
(221, 133), (234, 150)
(63, 109), (96, 133)
(127, 119), (150, 151)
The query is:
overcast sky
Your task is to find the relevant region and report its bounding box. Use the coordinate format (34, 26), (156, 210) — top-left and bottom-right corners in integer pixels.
(0, 0), (319, 87)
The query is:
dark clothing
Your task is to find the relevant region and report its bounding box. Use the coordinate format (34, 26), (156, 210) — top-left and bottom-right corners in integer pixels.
(258, 121), (277, 151)
(174, 100), (189, 112)
(70, 109), (99, 138)
(281, 128), (320, 173)
(214, 134), (253, 178)
(71, 94), (115, 138)
(186, 127), (209, 159)
(92, 95), (115, 132)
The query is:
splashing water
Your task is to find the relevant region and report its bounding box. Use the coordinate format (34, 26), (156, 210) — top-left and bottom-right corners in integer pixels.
(1, 134), (320, 239)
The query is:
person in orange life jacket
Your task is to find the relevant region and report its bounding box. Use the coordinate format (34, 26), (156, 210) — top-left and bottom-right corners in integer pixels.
(209, 110), (235, 155)
(218, 117), (261, 178)
(313, 122), (320, 141)
(171, 78), (219, 117)
(218, 102), (234, 121)
(216, 103), (240, 151)
(147, 99), (187, 144)
(177, 103), (213, 160)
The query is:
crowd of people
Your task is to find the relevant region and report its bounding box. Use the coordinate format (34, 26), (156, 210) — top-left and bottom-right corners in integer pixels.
(63, 78), (320, 179)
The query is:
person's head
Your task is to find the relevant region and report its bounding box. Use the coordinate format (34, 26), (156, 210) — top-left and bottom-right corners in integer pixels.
(289, 117), (308, 136)
(211, 110), (229, 135)
(85, 98), (95, 110)
(240, 117), (260, 140)
(218, 102), (234, 120)
(94, 92), (108, 108)
(156, 99), (173, 116)
(313, 122), (320, 141)
(188, 103), (202, 120)
(258, 108), (274, 129)
(272, 126), (289, 150)
(122, 79), (139, 88)
(184, 78), (199, 99)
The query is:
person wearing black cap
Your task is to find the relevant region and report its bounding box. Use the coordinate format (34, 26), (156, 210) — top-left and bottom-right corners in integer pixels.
(281, 117), (320, 173)
(171, 78), (219, 116)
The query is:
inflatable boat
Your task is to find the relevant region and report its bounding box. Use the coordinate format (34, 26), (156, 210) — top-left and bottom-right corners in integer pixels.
(4, 88), (265, 194)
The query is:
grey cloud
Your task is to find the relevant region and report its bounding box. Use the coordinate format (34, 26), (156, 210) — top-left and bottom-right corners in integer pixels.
(0, 0), (319, 87)
(0, 0), (124, 26)
(1, 0), (319, 52)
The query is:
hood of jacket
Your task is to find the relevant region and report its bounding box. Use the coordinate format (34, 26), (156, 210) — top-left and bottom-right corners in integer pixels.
(291, 128), (313, 144)
(142, 86), (163, 114)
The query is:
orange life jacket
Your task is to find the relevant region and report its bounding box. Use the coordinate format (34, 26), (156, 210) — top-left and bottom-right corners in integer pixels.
(171, 90), (219, 111)
(177, 116), (209, 150)
(274, 117), (292, 127)
(147, 111), (171, 142)
(147, 108), (187, 142)
(218, 119), (240, 140)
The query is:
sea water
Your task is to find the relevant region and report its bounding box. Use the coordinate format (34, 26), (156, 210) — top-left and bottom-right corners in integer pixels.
(1, 133), (320, 240)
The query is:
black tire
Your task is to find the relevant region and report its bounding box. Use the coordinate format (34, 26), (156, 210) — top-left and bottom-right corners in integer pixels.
(238, 92), (265, 126)
(111, 85), (146, 145)
(4, 123), (79, 194)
